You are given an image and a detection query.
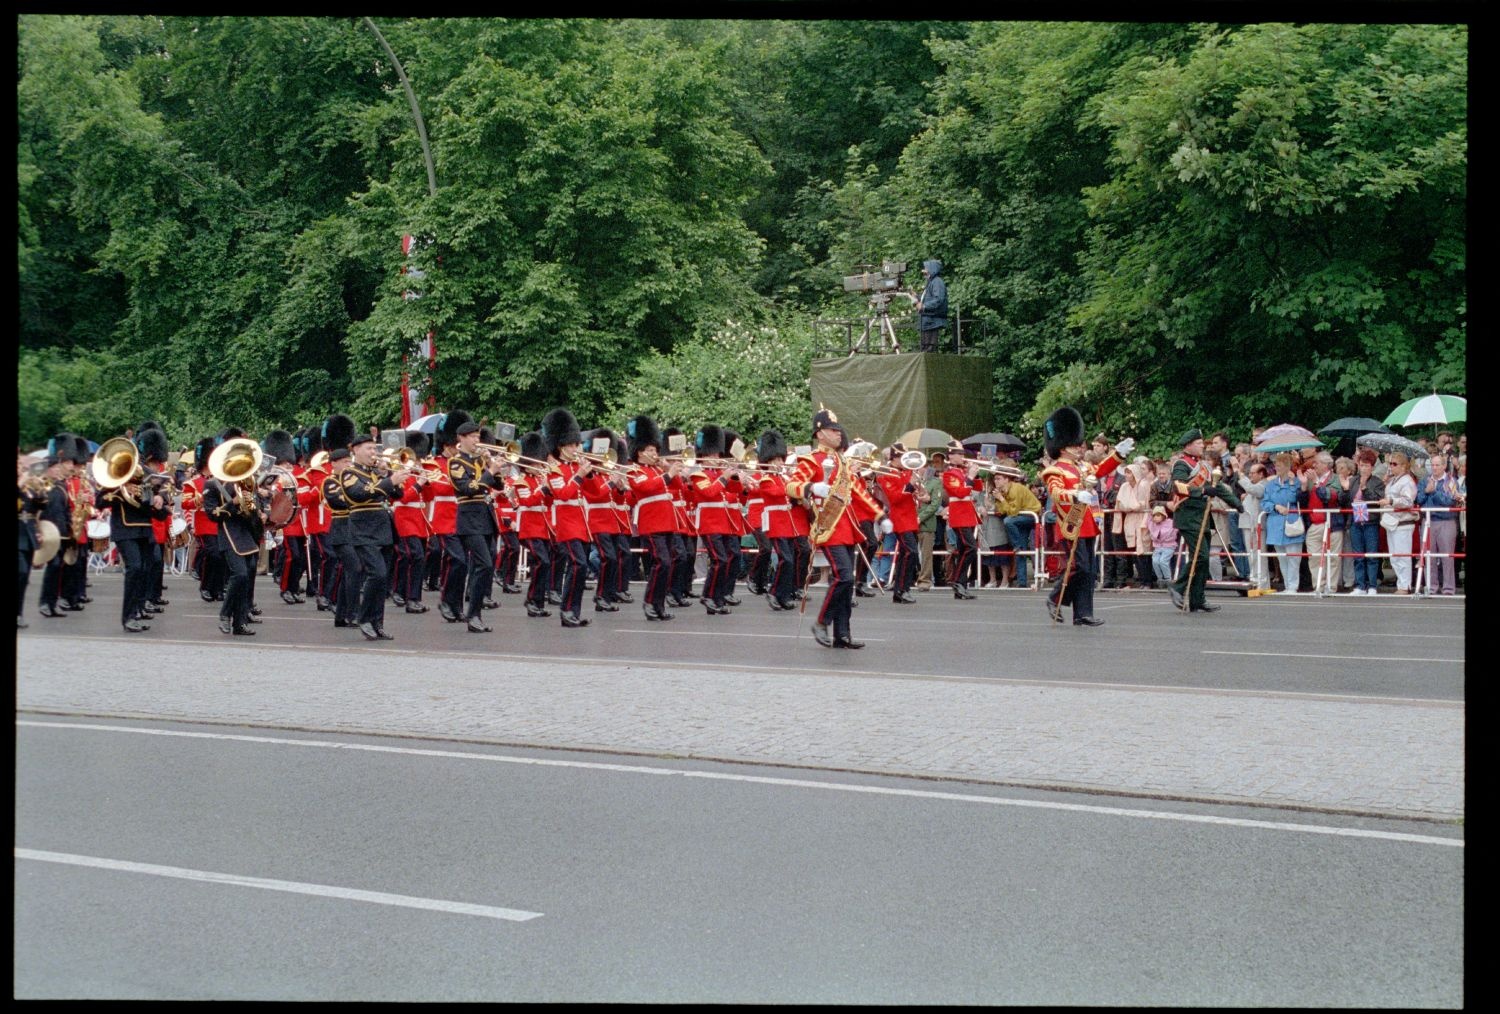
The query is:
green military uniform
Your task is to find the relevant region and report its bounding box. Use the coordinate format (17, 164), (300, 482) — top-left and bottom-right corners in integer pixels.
(1169, 428), (1241, 612)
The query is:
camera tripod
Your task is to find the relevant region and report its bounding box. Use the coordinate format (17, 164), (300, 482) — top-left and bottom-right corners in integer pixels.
(847, 296), (905, 357)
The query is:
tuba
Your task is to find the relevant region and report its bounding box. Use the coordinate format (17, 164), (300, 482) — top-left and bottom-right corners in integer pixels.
(91, 436), (143, 505)
(808, 450), (855, 547)
(208, 438), (264, 517)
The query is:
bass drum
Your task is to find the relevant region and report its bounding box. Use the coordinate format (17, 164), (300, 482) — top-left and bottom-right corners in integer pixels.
(170, 515), (190, 549)
(267, 486), (297, 529)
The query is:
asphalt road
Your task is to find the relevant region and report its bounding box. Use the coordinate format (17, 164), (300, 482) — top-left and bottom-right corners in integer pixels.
(20, 571), (1465, 701)
(14, 716), (1464, 1004)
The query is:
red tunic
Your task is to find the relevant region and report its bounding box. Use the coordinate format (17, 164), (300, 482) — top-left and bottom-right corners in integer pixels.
(423, 455), (458, 537)
(548, 461), (605, 543)
(582, 473), (621, 537)
(301, 466), (331, 535)
(942, 467), (984, 528)
(784, 450), (882, 547)
(515, 473), (551, 540)
(691, 467), (741, 536)
(757, 474), (796, 539)
(392, 476), (431, 539)
(628, 465), (677, 535)
(877, 470), (920, 533)
(1043, 454), (1120, 541)
(186, 475), (219, 537)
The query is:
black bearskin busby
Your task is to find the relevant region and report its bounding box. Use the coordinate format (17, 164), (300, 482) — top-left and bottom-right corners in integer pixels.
(437, 410), (472, 450)
(48, 433), (76, 464)
(137, 420), (166, 441)
(1043, 406), (1086, 460)
(626, 416), (661, 462)
(69, 435), (91, 465)
(582, 427), (617, 460)
(261, 429), (297, 468)
(519, 431), (549, 465)
(695, 424), (724, 457)
(194, 437), (216, 472)
(479, 426), (496, 448)
(136, 426), (170, 465)
(722, 428), (744, 462)
(216, 426), (247, 445)
(541, 408), (582, 459)
(405, 431), (431, 458)
(757, 429), (787, 462)
(322, 414), (356, 452)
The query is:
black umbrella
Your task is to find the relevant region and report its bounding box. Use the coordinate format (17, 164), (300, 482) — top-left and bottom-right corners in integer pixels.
(1319, 417), (1391, 439)
(1356, 432), (1430, 461)
(961, 432), (1026, 453)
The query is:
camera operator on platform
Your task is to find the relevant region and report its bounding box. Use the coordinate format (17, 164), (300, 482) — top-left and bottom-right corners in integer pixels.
(915, 259), (948, 353)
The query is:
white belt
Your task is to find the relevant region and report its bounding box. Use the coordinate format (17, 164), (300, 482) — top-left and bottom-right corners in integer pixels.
(633, 492), (672, 526)
(519, 506), (546, 514)
(697, 501), (733, 510)
(552, 498), (583, 508)
(430, 495), (457, 504)
(393, 502), (424, 510)
(761, 504), (790, 532)
(584, 502), (611, 512)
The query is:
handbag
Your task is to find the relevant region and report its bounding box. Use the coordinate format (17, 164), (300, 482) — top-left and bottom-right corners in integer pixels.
(1379, 508), (1400, 532)
(1283, 511), (1305, 539)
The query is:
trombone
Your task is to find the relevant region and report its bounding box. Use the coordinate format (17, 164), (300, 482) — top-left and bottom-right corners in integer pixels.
(575, 447), (639, 478)
(477, 440), (555, 476)
(851, 448), (928, 477)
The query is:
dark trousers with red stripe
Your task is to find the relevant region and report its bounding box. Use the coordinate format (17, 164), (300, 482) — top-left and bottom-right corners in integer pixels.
(524, 538), (553, 609)
(197, 533), (226, 600)
(39, 554), (65, 609)
(221, 547), (256, 629)
(613, 533), (634, 596)
(593, 534), (620, 602)
(891, 530), (919, 594)
(854, 520), (877, 587)
(642, 532), (674, 613)
(770, 536), (797, 604)
(63, 548), (87, 605)
(279, 534), (307, 594)
(702, 532), (736, 606)
(301, 532), (326, 599)
(460, 534), (494, 619)
(331, 543), (361, 623)
(498, 528), (521, 587)
(748, 530), (773, 592)
(949, 525), (979, 590)
(395, 535), (426, 602)
(671, 535), (695, 598)
(425, 541), (443, 590)
(817, 543), (857, 640)
(556, 538), (589, 618)
(440, 535), (469, 616)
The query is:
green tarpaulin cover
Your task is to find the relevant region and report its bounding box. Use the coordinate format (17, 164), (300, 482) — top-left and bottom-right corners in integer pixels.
(808, 354), (994, 447)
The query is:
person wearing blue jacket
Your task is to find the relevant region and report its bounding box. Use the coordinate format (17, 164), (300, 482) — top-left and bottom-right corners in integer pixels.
(916, 259), (948, 352)
(1260, 452), (1304, 593)
(1417, 449), (1460, 594)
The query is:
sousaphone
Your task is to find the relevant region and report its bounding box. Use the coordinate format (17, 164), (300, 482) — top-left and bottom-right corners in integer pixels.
(208, 437), (264, 485)
(90, 436), (141, 491)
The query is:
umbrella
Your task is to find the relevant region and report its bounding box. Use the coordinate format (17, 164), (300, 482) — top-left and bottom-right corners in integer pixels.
(1319, 417), (1391, 439)
(1357, 432), (1430, 461)
(405, 413), (445, 434)
(1383, 393), (1466, 427)
(897, 427), (955, 450)
(1253, 422), (1321, 454)
(960, 432), (1026, 453)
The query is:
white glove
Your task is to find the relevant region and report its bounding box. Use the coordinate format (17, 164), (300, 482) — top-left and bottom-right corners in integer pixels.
(1073, 490), (1096, 506)
(1114, 437), (1136, 458)
(811, 481), (831, 498)
(879, 518), (894, 535)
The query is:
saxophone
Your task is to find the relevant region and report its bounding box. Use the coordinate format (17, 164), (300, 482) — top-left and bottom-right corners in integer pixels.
(69, 479), (94, 543)
(809, 451), (854, 547)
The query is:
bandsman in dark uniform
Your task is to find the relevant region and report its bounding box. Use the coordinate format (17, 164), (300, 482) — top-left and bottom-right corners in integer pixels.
(18, 451), (49, 628)
(320, 415), (361, 629)
(342, 431), (404, 640)
(136, 423), (174, 615)
(95, 439), (172, 634)
(201, 438), (267, 637)
(448, 415), (506, 632)
(1040, 407), (1134, 627)
(430, 412), (472, 623)
(1168, 428), (1241, 613)
(60, 435), (93, 611)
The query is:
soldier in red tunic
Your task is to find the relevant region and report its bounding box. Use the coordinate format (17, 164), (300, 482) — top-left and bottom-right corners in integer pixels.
(876, 443), (923, 604)
(1040, 407), (1134, 627)
(624, 416), (682, 621)
(784, 408), (885, 649)
(541, 408), (606, 628)
(941, 439), (984, 599)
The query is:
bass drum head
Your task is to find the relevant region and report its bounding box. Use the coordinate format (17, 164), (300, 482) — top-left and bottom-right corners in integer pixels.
(170, 516), (189, 537)
(86, 518), (111, 540)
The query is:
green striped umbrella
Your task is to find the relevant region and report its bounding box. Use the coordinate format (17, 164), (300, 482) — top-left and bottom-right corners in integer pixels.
(1384, 394), (1466, 427)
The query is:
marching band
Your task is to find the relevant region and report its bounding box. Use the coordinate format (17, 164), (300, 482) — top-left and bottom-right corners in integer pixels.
(22, 403), (1153, 645)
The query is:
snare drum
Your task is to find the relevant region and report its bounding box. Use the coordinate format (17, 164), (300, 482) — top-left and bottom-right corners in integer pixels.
(170, 516), (190, 549)
(86, 518), (111, 541)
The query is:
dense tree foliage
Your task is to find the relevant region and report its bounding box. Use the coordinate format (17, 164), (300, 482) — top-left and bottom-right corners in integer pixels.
(18, 17), (1465, 456)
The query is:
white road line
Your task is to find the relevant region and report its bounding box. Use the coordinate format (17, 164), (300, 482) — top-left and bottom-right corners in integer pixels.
(1205, 650), (1464, 664)
(13, 848), (543, 922)
(17, 721), (1463, 848)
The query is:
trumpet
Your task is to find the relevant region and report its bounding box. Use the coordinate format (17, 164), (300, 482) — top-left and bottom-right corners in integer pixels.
(660, 446), (696, 467)
(856, 449), (929, 477)
(575, 448), (639, 477)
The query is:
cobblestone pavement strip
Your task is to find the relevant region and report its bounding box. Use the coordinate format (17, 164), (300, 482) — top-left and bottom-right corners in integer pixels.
(16, 632), (1463, 820)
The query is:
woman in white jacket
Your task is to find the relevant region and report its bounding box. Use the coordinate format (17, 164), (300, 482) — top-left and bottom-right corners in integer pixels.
(1237, 461), (1269, 590)
(1377, 451), (1420, 594)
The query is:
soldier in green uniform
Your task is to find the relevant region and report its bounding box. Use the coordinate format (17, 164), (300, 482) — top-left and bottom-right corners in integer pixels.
(1168, 429), (1241, 613)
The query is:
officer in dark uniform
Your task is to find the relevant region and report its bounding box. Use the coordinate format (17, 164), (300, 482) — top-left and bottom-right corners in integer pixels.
(342, 432), (402, 640)
(18, 452), (47, 628)
(448, 416), (505, 633)
(136, 424), (174, 614)
(60, 435), (93, 610)
(320, 415), (360, 630)
(1168, 428), (1241, 613)
(36, 441), (75, 619)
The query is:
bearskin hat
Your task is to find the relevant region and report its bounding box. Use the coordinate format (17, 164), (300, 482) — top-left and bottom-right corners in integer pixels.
(137, 420), (166, 442)
(1043, 406), (1086, 460)
(48, 433), (75, 462)
(613, 434), (629, 465)
(479, 426), (496, 448)
(723, 428), (744, 462)
(69, 435), (92, 465)
(757, 429), (787, 462)
(695, 424), (725, 457)
(626, 416), (661, 462)
(261, 429), (296, 468)
(322, 414), (356, 452)
(136, 426), (170, 465)
(405, 431), (431, 458)
(216, 426), (247, 445)
(437, 410), (472, 449)
(540, 408), (582, 459)
(582, 427), (617, 460)
(519, 431), (549, 465)
(194, 437), (216, 472)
